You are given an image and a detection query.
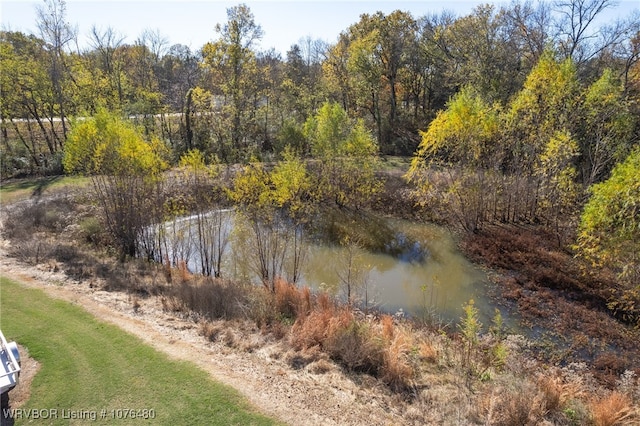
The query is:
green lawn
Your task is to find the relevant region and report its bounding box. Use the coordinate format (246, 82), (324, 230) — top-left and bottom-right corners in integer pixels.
(0, 175), (89, 204)
(0, 276), (279, 425)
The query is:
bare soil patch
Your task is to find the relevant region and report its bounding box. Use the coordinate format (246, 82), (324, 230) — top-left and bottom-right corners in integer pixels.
(4, 345), (40, 410)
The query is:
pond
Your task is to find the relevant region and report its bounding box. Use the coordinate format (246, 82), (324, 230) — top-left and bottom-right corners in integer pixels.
(300, 220), (492, 323)
(153, 209), (502, 325)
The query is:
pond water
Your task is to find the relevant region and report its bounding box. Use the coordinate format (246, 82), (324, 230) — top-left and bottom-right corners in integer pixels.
(300, 220), (492, 323)
(156, 210), (500, 325)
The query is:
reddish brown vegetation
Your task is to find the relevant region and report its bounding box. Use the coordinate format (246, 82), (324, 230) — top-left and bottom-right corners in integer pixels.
(590, 392), (635, 426)
(287, 286), (417, 391)
(462, 224), (640, 385)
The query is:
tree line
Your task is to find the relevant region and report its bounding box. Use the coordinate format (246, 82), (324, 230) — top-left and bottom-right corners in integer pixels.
(2, 0), (638, 172)
(2, 0), (640, 319)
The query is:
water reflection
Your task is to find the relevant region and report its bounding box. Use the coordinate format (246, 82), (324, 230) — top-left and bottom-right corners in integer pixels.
(301, 220), (490, 322)
(157, 210), (495, 323)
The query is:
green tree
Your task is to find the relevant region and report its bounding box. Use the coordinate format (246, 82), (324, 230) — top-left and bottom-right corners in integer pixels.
(176, 149), (228, 277)
(201, 4), (263, 161)
(304, 101), (381, 209)
(228, 160), (298, 289)
(325, 9), (428, 145)
(577, 148), (640, 285)
(322, 33), (354, 112)
(347, 30), (384, 144)
(406, 86), (500, 231)
(536, 130), (580, 243)
(281, 39), (326, 124)
(577, 148), (640, 323)
(505, 50), (580, 176)
(228, 147), (314, 287)
(400, 14), (450, 128)
(578, 69), (636, 187)
(441, 4), (523, 103)
(502, 50), (580, 222)
(0, 30), (63, 170)
(408, 86), (499, 169)
(63, 110), (167, 259)
(341, 10), (418, 153)
(270, 148), (312, 283)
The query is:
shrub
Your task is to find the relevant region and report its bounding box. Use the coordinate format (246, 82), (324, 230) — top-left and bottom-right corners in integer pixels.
(274, 279), (311, 320)
(325, 317), (384, 374)
(590, 392), (635, 426)
(382, 327), (415, 392)
(79, 216), (104, 245)
(8, 238), (53, 265)
(169, 277), (247, 320)
(199, 321), (222, 342)
(3, 200), (72, 239)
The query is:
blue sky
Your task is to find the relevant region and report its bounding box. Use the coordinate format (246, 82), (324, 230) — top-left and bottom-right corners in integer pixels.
(1, 0), (638, 55)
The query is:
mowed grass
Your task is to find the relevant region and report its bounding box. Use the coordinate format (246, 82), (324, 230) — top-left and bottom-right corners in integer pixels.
(0, 276), (279, 425)
(0, 175), (89, 204)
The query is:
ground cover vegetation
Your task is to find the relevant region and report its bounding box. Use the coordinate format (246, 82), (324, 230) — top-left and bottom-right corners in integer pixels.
(2, 0), (640, 423)
(0, 276), (279, 425)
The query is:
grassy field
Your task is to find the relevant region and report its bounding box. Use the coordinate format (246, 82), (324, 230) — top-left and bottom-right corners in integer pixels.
(0, 276), (278, 425)
(0, 175), (90, 204)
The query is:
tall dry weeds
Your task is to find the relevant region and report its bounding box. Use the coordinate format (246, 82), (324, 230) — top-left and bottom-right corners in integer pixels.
(325, 316), (384, 374)
(177, 260), (192, 283)
(480, 381), (545, 426)
(591, 391), (636, 426)
(274, 278), (311, 319)
(291, 304), (336, 350)
(382, 326), (415, 392)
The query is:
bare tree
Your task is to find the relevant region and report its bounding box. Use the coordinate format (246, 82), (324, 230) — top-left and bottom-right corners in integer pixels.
(502, 0), (553, 66)
(89, 26), (125, 71)
(36, 0), (76, 143)
(139, 28), (169, 63)
(336, 237), (370, 307)
(553, 0), (615, 63)
(596, 13), (640, 89)
(89, 25), (126, 106)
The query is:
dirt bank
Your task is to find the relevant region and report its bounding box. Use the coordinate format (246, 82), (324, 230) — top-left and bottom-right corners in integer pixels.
(0, 244), (416, 425)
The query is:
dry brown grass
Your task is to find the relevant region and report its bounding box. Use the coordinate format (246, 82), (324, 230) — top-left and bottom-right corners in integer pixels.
(160, 295), (185, 313)
(177, 260), (192, 283)
(274, 278), (311, 320)
(291, 304), (336, 350)
(479, 381), (544, 426)
(418, 341), (438, 363)
(199, 321), (222, 342)
(381, 327), (415, 391)
(325, 316), (384, 374)
(162, 254), (173, 283)
(537, 376), (564, 413)
(292, 306), (416, 390)
(475, 370), (595, 426)
(591, 391), (636, 426)
(167, 276), (249, 320)
(381, 314), (394, 340)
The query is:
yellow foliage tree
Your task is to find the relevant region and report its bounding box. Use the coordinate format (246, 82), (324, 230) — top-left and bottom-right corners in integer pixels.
(63, 110), (167, 258)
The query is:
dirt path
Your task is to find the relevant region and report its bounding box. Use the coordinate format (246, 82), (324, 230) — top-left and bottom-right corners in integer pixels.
(0, 246), (411, 425)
